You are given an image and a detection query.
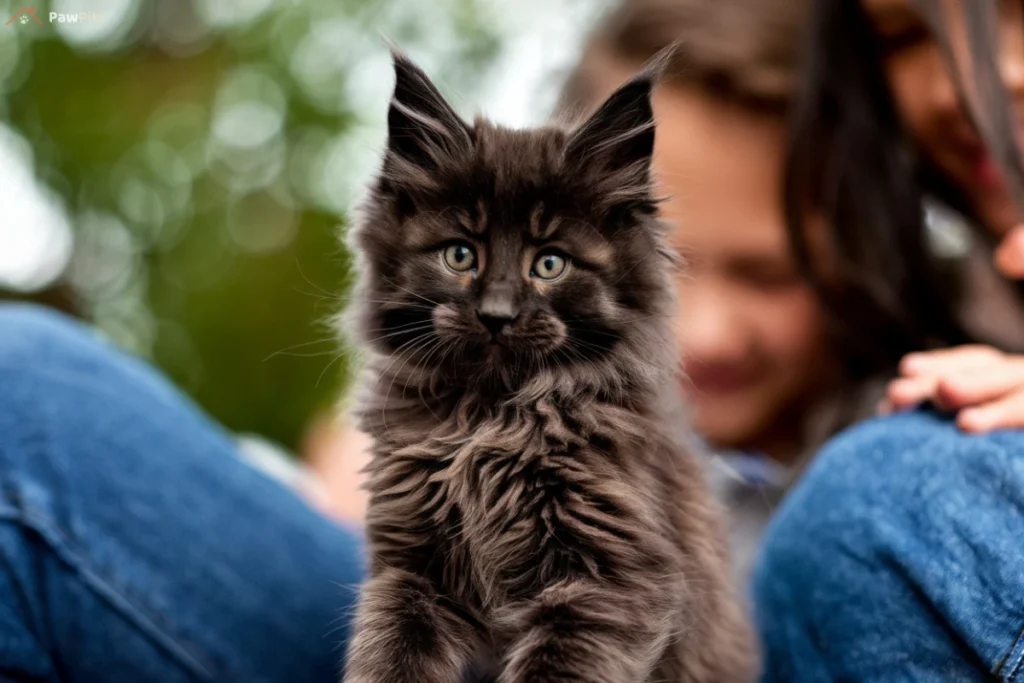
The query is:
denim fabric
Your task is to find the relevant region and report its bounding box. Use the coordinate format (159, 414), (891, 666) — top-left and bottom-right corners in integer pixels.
(754, 410), (1024, 682)
(0, 304), (364, 682)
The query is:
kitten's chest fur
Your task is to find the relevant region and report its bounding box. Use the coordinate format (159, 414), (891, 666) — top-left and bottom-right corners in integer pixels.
(355, 372), (759, 683)
(360, 381), (669, 617)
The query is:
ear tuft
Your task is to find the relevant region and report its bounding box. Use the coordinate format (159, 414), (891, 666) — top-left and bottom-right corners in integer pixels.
(565, 53), (668, 209)
(386, 47), (471, 172)
(566, 75), (656, 173)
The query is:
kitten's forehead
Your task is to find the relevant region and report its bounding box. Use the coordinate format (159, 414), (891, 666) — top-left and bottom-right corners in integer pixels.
(470, 122), (569, 200)
(429, 123), (617, 264)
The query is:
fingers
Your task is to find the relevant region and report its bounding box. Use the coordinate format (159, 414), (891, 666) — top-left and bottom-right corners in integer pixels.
(886, 346), (1024, 414)
(934, 361), (1024, 409)
(995, 225), (1024, 279)
(883, 344), (1024, 434)
(887, 375), (938, 411)
(899, 345), (1003, 376)
(958, 389), (1024, 433)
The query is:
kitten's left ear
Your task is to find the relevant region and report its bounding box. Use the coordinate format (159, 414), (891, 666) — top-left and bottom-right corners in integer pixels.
(565, 51), (669, 199)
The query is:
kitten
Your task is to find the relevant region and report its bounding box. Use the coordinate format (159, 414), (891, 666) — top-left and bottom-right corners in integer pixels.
(341, 49), (758, 683)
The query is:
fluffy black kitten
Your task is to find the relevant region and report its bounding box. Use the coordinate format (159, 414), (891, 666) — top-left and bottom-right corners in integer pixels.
(340, 50), (757, 683)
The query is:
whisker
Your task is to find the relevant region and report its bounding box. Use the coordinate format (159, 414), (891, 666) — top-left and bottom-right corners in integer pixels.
(360, 299), (436, 311)
(361, 323), (438, 347)
(381, 333), (438, 433)
(379, 275), (442, 307)
(266, 350), (344, 359)
(292, 286), (344, 304)
(263, 337), (340, 362)
(315, 350), (349, 388)
(411, 337), (448, 421)
(365, 318), (436, 333)
(294, 258), (340, 299)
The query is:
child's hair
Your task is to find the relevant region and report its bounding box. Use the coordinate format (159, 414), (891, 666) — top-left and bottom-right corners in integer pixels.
(783, 0), (1024, 383)
(558, 0), (808, 115)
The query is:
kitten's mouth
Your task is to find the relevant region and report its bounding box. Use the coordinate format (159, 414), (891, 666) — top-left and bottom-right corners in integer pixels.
(485, 338), (509, 356)
(479, 336), (523, 364)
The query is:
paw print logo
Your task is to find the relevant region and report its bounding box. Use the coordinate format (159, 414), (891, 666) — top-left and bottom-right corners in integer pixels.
(6, 8), (44, 26)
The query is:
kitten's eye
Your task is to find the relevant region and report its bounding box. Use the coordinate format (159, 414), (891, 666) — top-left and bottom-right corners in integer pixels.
(532, 251), (568, 280)
(443, 242), (477, 273)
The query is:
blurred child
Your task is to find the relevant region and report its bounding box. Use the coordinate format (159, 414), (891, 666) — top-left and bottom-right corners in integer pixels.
(559, 0), (843, 469)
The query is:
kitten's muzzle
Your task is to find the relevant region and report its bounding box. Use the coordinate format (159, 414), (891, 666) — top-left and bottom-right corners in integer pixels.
(476, 309), (518, 338)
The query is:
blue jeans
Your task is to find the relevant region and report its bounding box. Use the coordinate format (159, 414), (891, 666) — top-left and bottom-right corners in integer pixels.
(0, 304), (364, 681)
(755, 410), (1024, 681)
(6, 304), (1024, 682)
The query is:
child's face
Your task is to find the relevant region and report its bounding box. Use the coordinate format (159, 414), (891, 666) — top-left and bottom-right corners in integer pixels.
(651, 86), (837, 456)
(864, 0), (1024, 235)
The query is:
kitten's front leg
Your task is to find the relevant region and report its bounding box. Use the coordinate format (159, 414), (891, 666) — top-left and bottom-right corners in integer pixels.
(494, 580), (676, 683)
(342, 567), (476, 683)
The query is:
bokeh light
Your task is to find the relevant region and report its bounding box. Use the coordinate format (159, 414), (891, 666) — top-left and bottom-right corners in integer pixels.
(0, 125), (74, 292)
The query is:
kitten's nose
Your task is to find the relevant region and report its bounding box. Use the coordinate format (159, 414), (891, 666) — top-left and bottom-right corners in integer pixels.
(476, 310), (517, 337)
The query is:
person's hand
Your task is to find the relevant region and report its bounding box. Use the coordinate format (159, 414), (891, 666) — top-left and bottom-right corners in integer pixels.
(881, 345), (1024, 432)
(879, 223), (1024, 432)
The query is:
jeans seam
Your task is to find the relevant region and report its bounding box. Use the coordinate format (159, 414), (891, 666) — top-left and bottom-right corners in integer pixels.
(0, 506), (215, 681)
(2, 346), (218, 681)
(1000, 623), (1024, 682)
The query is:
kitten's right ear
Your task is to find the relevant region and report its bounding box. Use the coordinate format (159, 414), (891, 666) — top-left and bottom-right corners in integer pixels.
(563, 48), (673, 209)
(386, 48), (471, 172)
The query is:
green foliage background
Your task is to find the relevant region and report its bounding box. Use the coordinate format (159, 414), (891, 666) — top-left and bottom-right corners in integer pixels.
(0, 0), (503, 450)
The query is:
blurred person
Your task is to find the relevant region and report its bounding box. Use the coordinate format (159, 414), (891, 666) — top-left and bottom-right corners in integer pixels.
(559, 0), (844, 468)
(552, 0), (849, 582)
(754, 0), (1024, 679)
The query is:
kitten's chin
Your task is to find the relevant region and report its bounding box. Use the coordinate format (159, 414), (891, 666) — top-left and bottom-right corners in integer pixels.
(484, 342), (505, 362)
(450, 340), (515, 369)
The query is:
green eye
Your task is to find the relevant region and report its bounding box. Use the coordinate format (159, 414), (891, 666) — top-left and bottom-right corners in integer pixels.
(443, 243), (477, 272)
(532, 251), (567, 280)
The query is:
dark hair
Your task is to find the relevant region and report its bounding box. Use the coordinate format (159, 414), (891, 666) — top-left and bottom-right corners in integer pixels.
(915, 1), (1024, 211)
(780, 0), (1024, 381)
(559, 0), (808, 115)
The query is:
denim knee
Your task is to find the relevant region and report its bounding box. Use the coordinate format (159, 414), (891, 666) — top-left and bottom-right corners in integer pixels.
(0, 303), (131, 412)
(0, 303), (99, 365)
(0, 304), (364, 682)
(0, 303), (212, 442)
(753, 410), (1024, 680)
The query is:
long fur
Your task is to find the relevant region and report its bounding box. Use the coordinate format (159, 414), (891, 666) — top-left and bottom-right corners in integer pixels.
(340, 49), (758, 683)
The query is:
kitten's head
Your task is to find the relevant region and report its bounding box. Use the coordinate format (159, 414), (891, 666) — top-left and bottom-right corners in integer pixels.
(349, 50), (677, 395)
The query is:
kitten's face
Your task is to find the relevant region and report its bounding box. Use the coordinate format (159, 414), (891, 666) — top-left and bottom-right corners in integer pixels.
(352, 51), (673, 387)
(377, 191), (637, 372)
